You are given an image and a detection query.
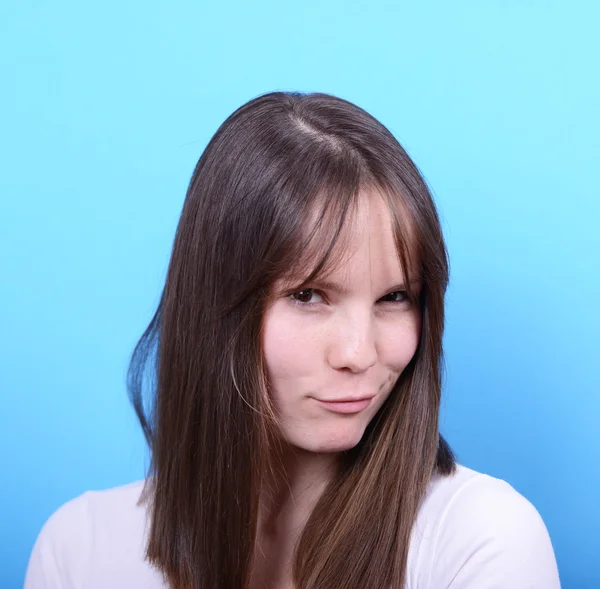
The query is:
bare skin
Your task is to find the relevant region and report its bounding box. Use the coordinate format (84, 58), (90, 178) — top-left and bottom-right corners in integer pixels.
(250, 449), (336, 589)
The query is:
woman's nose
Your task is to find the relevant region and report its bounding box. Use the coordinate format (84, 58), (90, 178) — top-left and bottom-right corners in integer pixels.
(326, 311), (377, 373)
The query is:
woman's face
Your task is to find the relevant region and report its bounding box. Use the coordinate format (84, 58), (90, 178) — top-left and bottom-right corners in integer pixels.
(262, 191), (421, 454)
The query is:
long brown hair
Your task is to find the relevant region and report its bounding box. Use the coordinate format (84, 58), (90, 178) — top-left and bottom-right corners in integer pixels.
(127, 91), (456, 589)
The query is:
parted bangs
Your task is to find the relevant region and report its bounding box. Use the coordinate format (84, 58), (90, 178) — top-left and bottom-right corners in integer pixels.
(265, 179), (422, 308)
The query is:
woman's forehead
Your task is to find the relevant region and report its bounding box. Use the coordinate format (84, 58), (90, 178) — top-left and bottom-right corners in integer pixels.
(278, 187), (419, 286)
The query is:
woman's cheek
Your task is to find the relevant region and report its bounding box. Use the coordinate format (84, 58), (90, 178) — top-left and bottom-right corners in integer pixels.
(379, 314), (421, 369)
(262, 303), (322, 381)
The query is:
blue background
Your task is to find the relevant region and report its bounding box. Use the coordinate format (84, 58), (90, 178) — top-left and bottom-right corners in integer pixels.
(1, 1), (598, 587)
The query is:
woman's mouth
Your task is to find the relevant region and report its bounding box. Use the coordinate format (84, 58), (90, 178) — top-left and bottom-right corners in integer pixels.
(312, 396), (374, 414)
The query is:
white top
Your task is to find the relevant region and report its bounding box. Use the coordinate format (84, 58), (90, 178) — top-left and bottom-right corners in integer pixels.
(24, 464), (561, 588)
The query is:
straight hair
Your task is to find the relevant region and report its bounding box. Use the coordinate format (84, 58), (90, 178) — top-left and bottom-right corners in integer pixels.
(128, 91), (456, 589)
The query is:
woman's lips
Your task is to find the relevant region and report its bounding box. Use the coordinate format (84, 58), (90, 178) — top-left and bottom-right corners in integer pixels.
(312, 396), (374, 414)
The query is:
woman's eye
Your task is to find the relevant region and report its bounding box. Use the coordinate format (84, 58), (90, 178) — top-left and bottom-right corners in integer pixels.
(379, 290), (408, 303)
(290, 288), (323, 305)
(289, 289), (409, 306)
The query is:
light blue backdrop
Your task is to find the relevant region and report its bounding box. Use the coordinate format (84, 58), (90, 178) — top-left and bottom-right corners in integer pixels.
(1, 1), (598, 587)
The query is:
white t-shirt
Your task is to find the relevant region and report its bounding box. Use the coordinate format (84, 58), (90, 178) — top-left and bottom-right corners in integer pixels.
(24, 464), (561, 588)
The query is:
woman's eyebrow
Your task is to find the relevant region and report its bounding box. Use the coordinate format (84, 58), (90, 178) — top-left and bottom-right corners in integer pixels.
(309, 278), (421, 295)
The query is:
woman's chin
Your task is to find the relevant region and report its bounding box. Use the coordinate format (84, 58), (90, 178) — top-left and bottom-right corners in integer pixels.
(291, 426), (367, 454)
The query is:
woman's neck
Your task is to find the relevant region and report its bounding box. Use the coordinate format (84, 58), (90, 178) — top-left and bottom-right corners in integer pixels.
(251, 447), (338, 588)
(260, 446), (337, 529)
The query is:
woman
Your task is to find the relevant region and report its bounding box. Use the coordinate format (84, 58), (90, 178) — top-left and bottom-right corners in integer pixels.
(25, 91), (561, 588)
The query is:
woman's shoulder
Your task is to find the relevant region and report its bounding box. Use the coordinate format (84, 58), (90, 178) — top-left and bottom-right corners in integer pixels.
(406, 463), (561, 589)
(25, 467), (561, 589)
(25, 480), (166, 589)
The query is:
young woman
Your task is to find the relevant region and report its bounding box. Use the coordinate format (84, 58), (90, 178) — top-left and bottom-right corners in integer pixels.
(25, 92), (561, 588)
